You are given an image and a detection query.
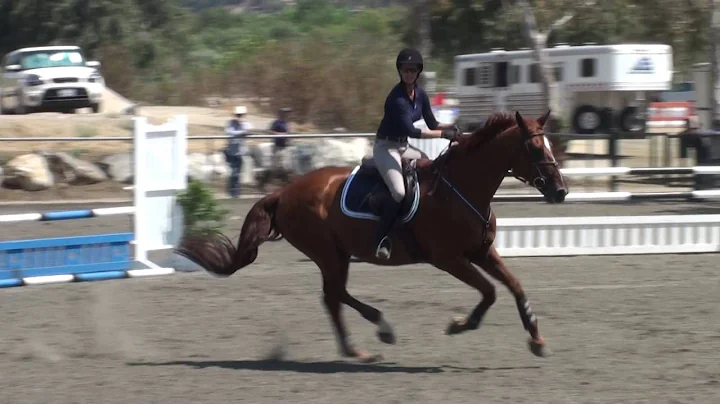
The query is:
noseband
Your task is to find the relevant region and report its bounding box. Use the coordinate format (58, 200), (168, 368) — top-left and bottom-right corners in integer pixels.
(426, 128), (558, 230)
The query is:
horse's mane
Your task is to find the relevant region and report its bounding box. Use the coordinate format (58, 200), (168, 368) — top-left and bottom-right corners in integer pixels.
(428, 112), (518, 169)
(459, 111), (518, 150)
(418, 111), (522, 175)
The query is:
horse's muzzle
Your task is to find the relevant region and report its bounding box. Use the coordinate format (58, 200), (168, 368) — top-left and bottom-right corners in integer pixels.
(544, 188), (567, 203)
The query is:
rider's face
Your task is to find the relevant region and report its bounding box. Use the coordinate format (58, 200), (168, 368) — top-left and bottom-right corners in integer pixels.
(400, 64), (419, 84)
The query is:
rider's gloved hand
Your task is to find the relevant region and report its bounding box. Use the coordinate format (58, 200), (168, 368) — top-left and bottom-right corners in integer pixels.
(441, 125), (460, 140)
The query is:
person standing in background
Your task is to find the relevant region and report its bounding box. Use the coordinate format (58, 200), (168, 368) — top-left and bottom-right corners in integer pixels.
(270, 107), (292, 154)
(224, 106), (252, 198)
(258, 107), (293, 190)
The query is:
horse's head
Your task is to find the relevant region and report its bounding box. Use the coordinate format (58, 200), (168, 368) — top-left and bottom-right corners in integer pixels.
(510, 111), (568, 203)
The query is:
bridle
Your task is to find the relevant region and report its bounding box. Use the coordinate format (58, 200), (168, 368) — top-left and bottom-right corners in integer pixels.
(511, 131), (560, 193)
(427, 126), (559, 228)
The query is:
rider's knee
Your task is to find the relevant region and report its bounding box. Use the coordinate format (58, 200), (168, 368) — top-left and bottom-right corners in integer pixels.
(390, 187), (405, 203)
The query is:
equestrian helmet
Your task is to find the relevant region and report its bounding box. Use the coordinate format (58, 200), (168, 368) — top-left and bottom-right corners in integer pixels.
(396, 48), (424, 74)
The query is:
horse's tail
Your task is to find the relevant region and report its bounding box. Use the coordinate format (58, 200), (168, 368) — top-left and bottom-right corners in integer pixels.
(175, 191), (283, 277)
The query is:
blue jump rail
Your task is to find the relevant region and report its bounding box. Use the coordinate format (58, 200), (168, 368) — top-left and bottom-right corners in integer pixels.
(40, 209), (95, 221)
(0, 233), (135, 288)
(0, 206), (172, 288)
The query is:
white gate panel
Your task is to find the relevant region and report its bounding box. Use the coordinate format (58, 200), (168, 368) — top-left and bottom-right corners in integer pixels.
(496, 215), (720, 256)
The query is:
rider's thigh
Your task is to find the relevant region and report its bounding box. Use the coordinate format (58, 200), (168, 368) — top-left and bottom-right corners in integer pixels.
(373, 139), (406, 202)
(400, 143), (425, 160)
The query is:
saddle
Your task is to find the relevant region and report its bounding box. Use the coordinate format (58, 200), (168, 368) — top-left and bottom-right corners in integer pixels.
(355, 155), (419, 215)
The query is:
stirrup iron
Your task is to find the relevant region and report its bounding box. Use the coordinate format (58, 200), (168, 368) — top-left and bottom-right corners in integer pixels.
(375, 236), (392, 260)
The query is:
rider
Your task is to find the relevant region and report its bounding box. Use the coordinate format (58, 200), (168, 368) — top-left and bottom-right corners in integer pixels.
(373, 48), (459, 260)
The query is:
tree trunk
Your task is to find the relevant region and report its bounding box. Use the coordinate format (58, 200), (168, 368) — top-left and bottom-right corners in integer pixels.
(415, 0), (432, 59)
(531, 36), (563, 117)
(516, 0), (575, 166)
(517, 0), (572, 124)
(711, 0), (720, 128)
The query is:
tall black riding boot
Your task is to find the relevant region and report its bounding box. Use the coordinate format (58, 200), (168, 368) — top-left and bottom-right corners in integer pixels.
(374, 198), (402, 260)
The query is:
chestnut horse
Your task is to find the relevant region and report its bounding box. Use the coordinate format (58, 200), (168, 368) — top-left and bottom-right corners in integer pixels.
(177, 111), (567, 362)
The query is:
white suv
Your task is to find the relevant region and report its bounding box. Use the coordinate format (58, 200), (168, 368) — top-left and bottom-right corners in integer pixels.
(0, 45), (105, 114)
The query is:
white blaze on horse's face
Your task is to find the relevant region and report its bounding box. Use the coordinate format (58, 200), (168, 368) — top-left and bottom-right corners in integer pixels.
(542, 136), (557, 163)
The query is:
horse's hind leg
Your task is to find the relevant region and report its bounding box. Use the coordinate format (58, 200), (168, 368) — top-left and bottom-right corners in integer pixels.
(284, 229), (383, 362)
(433, 257), (497, 335)
(342, 292), (396, 345)
(321, 247), (397, 348)
(470, 245), (549, 358)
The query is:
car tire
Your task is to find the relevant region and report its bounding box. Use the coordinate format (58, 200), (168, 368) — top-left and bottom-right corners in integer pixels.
(91, 102), (101, 113)
(15, 102), (28, 115)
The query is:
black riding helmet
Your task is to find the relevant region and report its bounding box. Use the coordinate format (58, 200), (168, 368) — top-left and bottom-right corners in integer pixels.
(396, 48), (423, 83)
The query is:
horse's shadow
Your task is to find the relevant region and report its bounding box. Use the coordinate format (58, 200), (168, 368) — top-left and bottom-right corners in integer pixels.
(127, 359), (541, 375)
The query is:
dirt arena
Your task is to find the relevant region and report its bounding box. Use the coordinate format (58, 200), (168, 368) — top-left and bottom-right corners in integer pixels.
(0, 200), (719, 403)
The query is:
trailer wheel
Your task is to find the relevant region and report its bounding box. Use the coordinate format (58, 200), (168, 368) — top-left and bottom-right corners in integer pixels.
(618, 106), (645, 133)
(572, 105), (602, 134)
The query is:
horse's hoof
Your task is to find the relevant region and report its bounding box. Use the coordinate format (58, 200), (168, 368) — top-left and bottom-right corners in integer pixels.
(445, 316), (467, 335)
(341, 347), (383, 363)
(355, 350), (383, 363)
(377, 331), (396, 345)
(528, 338), (551, 358)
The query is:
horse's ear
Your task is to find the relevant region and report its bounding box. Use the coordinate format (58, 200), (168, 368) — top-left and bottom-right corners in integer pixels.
(515, 111), (528, 134)
(537, 110), (551, 128)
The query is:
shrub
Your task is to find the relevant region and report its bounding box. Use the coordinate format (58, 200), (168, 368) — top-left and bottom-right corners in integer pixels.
(176, 180), (230, 236)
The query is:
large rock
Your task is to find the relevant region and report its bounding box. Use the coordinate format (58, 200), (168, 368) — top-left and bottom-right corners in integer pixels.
(3, 153), (54, 191)
(45, 152), (108, 185)
(208, 152), (230, 179)
(98, 153), (133, 184)
(291, 138), (371, 175)
(187, 152), (213, 182)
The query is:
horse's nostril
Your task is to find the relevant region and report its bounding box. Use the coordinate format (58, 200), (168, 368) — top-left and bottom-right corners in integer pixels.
(556, 188), (567, 203)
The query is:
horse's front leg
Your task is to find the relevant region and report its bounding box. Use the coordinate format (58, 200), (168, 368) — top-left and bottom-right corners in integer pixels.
(432, 257), (497, 335)
(469, 244), (550, 358)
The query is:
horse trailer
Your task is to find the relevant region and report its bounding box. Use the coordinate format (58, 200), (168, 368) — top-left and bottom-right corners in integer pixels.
(453, 43), (674, 134)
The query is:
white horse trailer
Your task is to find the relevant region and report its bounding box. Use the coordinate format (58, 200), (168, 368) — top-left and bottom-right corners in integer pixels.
(454, 43), (674, 134)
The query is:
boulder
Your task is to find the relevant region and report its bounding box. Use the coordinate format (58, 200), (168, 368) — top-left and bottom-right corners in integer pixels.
(3, 153), (54, 191)
(98, 153), (133, 184)
(45, 152), (108, 185)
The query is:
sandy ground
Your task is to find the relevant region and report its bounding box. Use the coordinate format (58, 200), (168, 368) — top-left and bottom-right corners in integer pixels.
(0, 199), (718, 403)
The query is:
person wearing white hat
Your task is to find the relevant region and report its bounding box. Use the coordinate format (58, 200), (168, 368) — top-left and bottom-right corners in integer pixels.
(224, 106), (253, 198)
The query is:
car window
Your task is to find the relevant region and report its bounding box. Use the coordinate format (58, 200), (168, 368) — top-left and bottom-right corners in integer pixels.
(3, 54), (16, 67)
(6, 54), (21, 66)
(18, 50), (85, 70)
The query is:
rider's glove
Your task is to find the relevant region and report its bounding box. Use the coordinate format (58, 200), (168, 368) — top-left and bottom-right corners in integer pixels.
(441, 125), (460, 140)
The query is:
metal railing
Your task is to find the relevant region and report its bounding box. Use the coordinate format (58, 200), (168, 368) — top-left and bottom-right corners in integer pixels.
(0, 131), (604, 142)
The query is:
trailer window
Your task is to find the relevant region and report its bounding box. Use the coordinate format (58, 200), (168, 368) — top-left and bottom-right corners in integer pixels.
(528, 64), (541, 83)
(494, 61), (508, 87)
(463, 68), (476, 86)
(580, 58), (596, 77)
(478, 64), (492, 86)
(554, 64), (563, 81)
(509, 65), (520, 84)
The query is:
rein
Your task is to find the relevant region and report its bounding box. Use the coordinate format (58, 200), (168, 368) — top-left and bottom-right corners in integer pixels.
(427, 136), (492, 231)
(424, 128), (558, 233)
